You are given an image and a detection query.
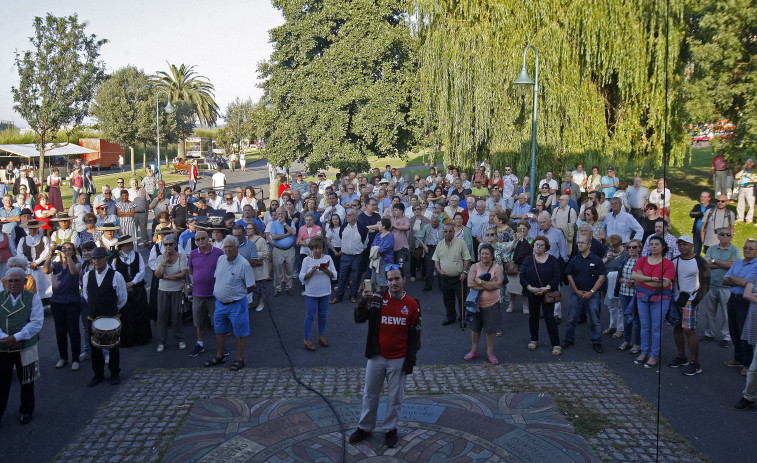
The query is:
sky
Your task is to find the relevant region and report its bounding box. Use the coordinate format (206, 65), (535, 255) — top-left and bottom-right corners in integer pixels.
(0, 0), (285, 128)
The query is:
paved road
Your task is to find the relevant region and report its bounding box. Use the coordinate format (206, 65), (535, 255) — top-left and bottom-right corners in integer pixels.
(2, 158), (753, 463)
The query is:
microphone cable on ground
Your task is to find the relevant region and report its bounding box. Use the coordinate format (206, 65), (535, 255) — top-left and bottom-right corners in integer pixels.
(265, 298), (347, 463)
(655, 0), (672, 460)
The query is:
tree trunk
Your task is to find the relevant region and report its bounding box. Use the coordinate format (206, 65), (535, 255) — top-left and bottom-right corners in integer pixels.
(177, 140), (185, 159)
(130, 146), (135, 177)
(142, 142), (147, 169)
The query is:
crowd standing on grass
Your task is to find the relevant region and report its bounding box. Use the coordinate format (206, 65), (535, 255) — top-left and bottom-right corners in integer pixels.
(2, 153), (757, 439)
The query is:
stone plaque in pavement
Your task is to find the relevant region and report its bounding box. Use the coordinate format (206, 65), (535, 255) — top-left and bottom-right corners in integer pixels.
(163, 392), (600, 462)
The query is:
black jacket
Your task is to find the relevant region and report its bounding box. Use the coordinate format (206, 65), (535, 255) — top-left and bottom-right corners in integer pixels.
(689, 203), (715, 234)
(354, 292), (421, 374)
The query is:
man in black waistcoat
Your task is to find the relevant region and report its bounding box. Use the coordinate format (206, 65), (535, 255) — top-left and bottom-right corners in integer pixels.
(82, 247), (127, 386)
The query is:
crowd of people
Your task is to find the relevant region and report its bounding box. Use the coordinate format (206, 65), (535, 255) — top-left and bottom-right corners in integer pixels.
(2, 156), (757, 443)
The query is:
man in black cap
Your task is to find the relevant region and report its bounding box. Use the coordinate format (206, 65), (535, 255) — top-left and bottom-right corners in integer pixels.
(82, 247), (127, 386)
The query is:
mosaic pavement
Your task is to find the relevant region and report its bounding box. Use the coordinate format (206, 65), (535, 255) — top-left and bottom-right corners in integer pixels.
(52, 362), (707, 463)
(163, 393), (601, 462)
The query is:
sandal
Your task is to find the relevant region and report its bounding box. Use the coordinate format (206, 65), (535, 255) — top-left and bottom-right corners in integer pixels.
(552, 346), (562, 356)
(602, 328), (616, 335)
(644, 357), (658, 369)
(229, 359), (245, 371)
(528, 341), (538, 351)
(612, 331), (625, 339)
(318, 335), (329, 347)
(617, 342), (632, 351)
(204, 356), (225, 367)
(630, 345), (641, 354)
(488, 355), (499, 365)
(634, 354), (649, 365)
(463, 352), (479, 361)
(304, 339), (316, 351)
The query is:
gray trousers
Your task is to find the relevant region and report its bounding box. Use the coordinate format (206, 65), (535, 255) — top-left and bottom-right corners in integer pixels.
(133, 211), (149, 245)
(358, 355), (406, 433)
(272, 246), (295, 292)
(703, 286), (731, 341)
(157, 290), (185, 345)
(743, 349), (757, 401)
(714, 170), (729, 198)
(737, 186), (755, 222)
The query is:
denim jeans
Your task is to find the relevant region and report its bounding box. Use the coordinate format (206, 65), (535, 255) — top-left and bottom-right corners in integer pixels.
(304, 295), (329, 339)
(620, 294), (641, 346)
(727, 294), (754, 366)
(393, 248), (410, 277)
(564, 292), (602, 345)
(637, 295), (670, 358)
(51, 301), (81, 362)
(80, 298), (91, 354)
(334, 253), (361, 300)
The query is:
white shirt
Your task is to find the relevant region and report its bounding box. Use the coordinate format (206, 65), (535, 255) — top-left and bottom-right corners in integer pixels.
(207, 196), (223, 209)
(82, 267), (128, 309)
(112, 250), (145, 284)
(0, 291), (44, 341)
(572, 170), (588, 192)
(320, 204), (346, 225)
(466, 210), (490, 238)
(50, 228), (80, 247)
(604, 210), (644, 243)
(673, 256), (700, 301)
(299, 254), (337, 298)
(211, 172), (227, 190)
(340, 223), (368, 255)
(17, 234), (49, 265)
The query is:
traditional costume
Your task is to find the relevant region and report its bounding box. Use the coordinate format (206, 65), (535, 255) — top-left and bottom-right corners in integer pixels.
(0, 287), (43, 423)
(112, 236), (151, 346)
(16, 221), (51, 299)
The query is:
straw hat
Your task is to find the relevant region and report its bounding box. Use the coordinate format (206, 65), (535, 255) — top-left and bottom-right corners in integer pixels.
(19, 220), (42, 229)
(154, 226), (179, 234)
(114, 234), (138, 247)
(50, 213), (73, 222)
(96, 222), (120, 231)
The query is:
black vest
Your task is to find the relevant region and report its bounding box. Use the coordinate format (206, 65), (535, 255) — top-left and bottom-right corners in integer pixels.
(87, 268), (118, 317)
(113, 254), (141, 284)
(187, 237), (198, 252)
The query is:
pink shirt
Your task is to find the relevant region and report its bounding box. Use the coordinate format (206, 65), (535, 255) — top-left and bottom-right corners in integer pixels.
(391, 216), (410, 250)
(296, 224), (322, 247)
(469, 262), (503, 308)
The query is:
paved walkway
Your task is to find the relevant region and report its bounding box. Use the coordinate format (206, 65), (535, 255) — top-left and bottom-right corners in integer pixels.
(52, 363), (701, 463)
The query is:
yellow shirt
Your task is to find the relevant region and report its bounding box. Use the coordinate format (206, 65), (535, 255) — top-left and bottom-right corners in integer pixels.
(432, 237), (471, 276)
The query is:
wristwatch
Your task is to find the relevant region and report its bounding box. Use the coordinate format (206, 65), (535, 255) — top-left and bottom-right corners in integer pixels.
(590, 289), (595, 294)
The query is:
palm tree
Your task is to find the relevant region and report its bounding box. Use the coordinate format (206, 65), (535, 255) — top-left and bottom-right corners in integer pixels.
(153, 63), (219, 128)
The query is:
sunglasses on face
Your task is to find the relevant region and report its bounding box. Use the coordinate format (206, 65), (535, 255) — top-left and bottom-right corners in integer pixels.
(627, 245), (639, 249)
(718, 200), (727, 203)
(719, 233), (732, 236)
(486, 233), (496, 237)
(384, 264), (400, 271)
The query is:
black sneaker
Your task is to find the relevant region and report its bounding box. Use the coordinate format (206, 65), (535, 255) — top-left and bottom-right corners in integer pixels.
(720, 340), (731, 348)
(734, 397), (755, 411)
(668, 355), (687, 368)
(188, 343), (205, 357)
(560, 340), (574, 349)
(699, 335), (715, 343)
(385, 428), (398, 448)
(348, 428), (371, 443)
(682, 361), (702, 376)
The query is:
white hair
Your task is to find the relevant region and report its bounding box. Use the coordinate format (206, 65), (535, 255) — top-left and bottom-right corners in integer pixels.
(6, 256), (28, 270)
(5, 267), (26, 280)
(222, 236), (239, 248)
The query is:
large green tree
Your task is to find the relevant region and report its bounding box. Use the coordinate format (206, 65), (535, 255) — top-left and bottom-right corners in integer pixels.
(414, 0), (688, 177)
(259, 0), (420, 173)
(152, 63), (219, 156)
(91, 66), (153, 175)
(11, 13), (107, 179)
(683, 0), (757, 158)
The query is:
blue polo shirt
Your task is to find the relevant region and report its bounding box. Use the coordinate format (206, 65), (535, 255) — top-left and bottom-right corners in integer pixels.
(724, 258), (757, 294)
(565, 252), (607, 291)
(270, 219), (296, 249)
(0, 206), (20, 234)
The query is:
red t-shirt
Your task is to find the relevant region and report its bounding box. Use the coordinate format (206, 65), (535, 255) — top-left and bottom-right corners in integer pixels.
(378, 292), (420, 359)
(632, 256), (675, 291)
(278, 183), (290, 198)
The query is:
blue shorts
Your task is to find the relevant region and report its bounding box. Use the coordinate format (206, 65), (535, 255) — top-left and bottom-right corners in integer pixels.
(214, 298), (250, 337)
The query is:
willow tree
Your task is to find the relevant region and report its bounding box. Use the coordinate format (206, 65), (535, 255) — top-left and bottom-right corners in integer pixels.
(414, 0), (688, 176)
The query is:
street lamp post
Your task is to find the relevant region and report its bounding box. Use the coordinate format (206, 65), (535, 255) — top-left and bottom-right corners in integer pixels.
(512, 45), (539, 205)
(155, 90), (174, 179)
(236, 112), (244, 171)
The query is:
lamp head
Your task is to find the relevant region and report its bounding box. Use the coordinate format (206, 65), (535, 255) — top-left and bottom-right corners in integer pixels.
(164, 100), (175, 114)
(513, 66), (534, 87)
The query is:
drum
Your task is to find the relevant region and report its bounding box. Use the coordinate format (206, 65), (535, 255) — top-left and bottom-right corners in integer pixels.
(91, 317), (122, 349)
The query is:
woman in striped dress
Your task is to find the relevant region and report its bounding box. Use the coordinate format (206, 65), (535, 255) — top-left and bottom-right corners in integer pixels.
(116, 189), (137, 238)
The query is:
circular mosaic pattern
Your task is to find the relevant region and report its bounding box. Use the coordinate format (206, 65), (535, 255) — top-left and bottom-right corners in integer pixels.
(163, 394), (600, 462)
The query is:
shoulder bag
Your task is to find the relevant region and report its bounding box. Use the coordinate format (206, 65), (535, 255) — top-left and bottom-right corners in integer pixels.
(534, 257), (562, 303)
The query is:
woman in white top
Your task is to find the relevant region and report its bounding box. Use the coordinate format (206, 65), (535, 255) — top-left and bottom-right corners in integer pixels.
(323, 213), (342, 279)
(571, 164), (588, 193)
(247, 222), (269, 311)
(299, 235), (337, 351)
(153, 234), (188, 352)
(263, 200), (279, 226)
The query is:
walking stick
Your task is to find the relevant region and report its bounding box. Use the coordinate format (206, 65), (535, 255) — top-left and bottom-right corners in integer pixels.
(460, 278), (466, 330)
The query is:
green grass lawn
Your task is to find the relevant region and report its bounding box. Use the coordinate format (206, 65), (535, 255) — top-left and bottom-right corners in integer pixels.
(655, 144), (746, 251)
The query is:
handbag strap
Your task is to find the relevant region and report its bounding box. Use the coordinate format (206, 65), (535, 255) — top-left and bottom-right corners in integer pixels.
(533, 257), (545, 287)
